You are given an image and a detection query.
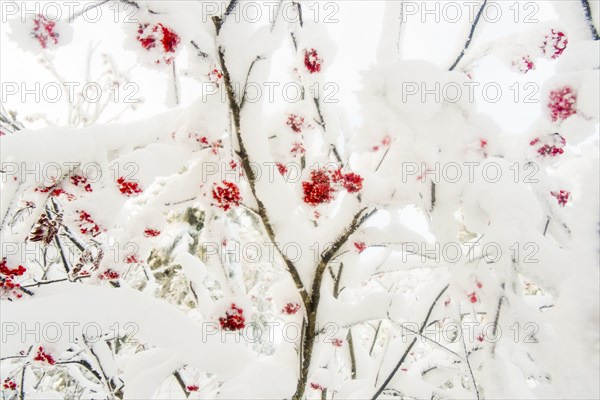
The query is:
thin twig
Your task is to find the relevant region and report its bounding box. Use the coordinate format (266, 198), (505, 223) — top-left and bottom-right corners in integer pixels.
(369, 321), (382, 356)
(460, 307), (480, 399)
(347, 328), (357, 379)
(449, 0), (488, 71)
(240, 56), (265, 108)
(172, 61), (180, 106)
(371, 284), (449, 400)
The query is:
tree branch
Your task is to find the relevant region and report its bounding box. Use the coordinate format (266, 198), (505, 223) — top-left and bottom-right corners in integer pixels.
(371, 284), (449, 400)
(212, 28), (309, 307)
(581, 0), (600, 40)
(294, 207), (377, 399)
(449, 0), (488, 71)
(173, 370), (190, 398)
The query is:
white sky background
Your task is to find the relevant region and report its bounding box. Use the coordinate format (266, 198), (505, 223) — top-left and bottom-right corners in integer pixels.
(0, 0), (562, 132)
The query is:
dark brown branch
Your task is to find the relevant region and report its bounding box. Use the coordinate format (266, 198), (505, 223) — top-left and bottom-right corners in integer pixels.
(333, 263), (344, 298)
(294, 208), (377, 400)
(83, 336), (119, 399)
(369, 321), (382, 356)
(491, 294), (504, 356)
(543, 216), (550, 236)
(213, 28), (309, 307)
(225, 0), (238, 16)
(347, 328), (357, 379)
(375, 146), (390, 173)
(449, 0), (488, 71)
(46, 202), (71, 275)
(19, 363), (26, 400)
(69, 0), (110, 21)
(581, 0), (600, 40)
(240, 55), (266, 108)
(430, 182), (436, 212)
(270, 0), (284, 32)
(293, 1), (304, 27)
(190, 41), (208, 58)
(313, 97), (326, 131)
(57, 360), (103, 382)
(173, 370), (190, 398)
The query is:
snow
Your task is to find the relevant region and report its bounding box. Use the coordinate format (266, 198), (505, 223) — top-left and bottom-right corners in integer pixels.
(1, 1), (598, 399)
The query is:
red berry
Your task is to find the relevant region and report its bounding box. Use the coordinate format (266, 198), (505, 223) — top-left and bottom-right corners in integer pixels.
(541, 29), (568, 60)
(32, 14), (59, 49)
(302, 169), (335, 206)
(212, 181), (242, 211)
(548, 86), (577, 122)
(282, 303), (301, 315)
(219, 303), (246, 331)
(551, 189), (570, 207)
(144, 228), (161, 237)
(354, 242), (367, 253)
(287, 114), (305, 133)
(117, 177), (143, 197)
(304, 48), (322, 73)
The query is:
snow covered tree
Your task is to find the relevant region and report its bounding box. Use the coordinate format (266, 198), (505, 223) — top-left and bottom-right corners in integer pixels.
(1, 1), (598, 399)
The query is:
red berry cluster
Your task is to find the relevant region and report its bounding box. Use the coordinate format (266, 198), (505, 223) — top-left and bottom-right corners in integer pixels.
(290, 142), (306, 157)
(33, 346), (55, 365)
(70, 175), (93, 192)
(333, 170), (364, 193)
(219, 303), (245, 331)
(541, 29), (568, 60)
(276, 162), (288, 176)
(77, 210), (102, 236)
(354, 241), (367, 254)
(144, 228), (161, 237)
(136, 23), (181, 64)
(512, 55), (535, 74)
(117, 177), (143, 196)
(212, 181), (242, 211)
(0, 258), (26, 297)
(530, 134), (566, 157)
(32, 14), (59, 49)
(551, 190), (570, 207)
(3, 378), (17, 391)
(302, 169), (336, 206)
(125, 254), (139, 264)
(208, 67), (223, 84)
(282, 302), (301, 315)
(302, 168), (364, 206)
(187, 385), (199, 392)
(304, 48), (322, 74)
(99, 269), (120, 281)
(287, 114), (305, 133)
(310, 383), (324, 391)
(35, 185), (75, 201)
(548, 86), (577, 122)
(0, 259), (26, 277)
